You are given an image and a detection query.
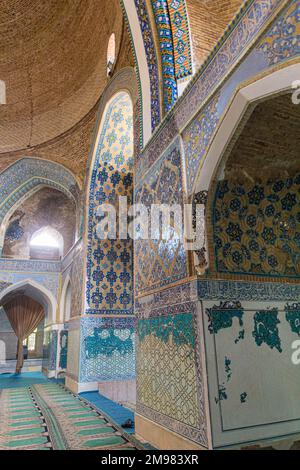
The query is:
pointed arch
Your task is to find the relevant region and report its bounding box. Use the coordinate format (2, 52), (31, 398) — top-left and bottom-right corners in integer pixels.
(0, 279), (57, 325)
(85, 89), (134, 313)
(190, 63), (300, 276)
(194, 63), (300, 196)
(0, 158), (81, 251)
(121, 0), (160, 142)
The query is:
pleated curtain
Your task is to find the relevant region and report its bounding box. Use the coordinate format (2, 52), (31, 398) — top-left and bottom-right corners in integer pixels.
(2, 295), (44, 374)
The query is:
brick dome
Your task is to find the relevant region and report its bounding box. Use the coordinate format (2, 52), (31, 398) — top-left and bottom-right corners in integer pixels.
(0, 0), (123, 152)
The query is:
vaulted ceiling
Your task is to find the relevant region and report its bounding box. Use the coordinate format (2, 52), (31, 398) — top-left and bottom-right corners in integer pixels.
(0, 0), (123, 153)
(225, 93), (300, 181)
(186, 0), (244, 69)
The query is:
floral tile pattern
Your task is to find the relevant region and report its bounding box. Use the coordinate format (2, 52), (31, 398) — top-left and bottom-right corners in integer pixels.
(135, 138), (188, 295)
(86, 92), (133, 314)
(213, 174), (300, 277)
(259, 1), (300, 65)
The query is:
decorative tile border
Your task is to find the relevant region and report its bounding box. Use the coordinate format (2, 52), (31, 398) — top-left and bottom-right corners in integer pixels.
(0, 258), (61, 273)
(138, 0), (287, 179)
(121, 0), (192, 138)
(0, 158), (81, 224)
(198, 278), (300, 301)
(135, 279), (198, 316)
(136, 402), (207, 445)
(133, 0), (161, 131)
(183, 94), (221, 193)
(151, 0), (178, 112)
(167, 0), (193, 79)
(0, 272), (59, 299)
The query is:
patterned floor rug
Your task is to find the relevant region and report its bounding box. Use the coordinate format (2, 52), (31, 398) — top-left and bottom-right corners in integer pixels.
(0, 383), (140, 450)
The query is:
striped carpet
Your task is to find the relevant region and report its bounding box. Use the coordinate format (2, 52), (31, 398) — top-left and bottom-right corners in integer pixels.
(0, 383), (140, 450)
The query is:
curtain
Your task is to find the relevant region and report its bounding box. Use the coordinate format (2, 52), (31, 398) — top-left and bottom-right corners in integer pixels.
(2, 295), (44, 374)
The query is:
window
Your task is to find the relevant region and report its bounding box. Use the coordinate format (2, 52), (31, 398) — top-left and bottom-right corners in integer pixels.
(30, 227), (61, 249)
(107, 33), (116, 76)
(23, 328), (37, 351)
(30, 226), (64, 259)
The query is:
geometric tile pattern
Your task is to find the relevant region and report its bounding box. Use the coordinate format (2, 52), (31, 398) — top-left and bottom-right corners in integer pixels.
(137, 312), (204, 442)
(80, 317), (135, 383)
(86, 92), (133, 314)
(213, 175), (300, 277)
(135, 138), (188, 295)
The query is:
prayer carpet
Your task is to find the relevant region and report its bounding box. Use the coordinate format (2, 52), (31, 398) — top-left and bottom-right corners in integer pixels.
(0, 382), (139, 450)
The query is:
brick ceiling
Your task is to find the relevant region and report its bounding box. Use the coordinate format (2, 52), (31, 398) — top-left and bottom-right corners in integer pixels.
(225, 93), (300, 181)
(0, 0), (123, 153)
(186, 0), (244, 70)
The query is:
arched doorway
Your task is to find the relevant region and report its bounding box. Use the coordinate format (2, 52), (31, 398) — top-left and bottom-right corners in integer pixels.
(1, 293), (45, 374)
(197, 87), (300, 448)
(0, 280), (57, 376)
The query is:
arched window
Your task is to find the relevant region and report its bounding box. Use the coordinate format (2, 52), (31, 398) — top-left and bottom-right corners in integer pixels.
(30, 226), (64, 259)
(107, 33), (116, 76)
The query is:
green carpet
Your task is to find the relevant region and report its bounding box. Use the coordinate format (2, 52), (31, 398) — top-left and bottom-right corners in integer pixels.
(0, 383), (139, 450)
